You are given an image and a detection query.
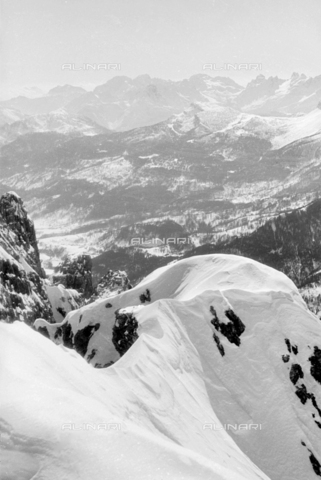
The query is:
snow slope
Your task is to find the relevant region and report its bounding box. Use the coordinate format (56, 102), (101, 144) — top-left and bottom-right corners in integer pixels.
(33, 254), (321, 480)
(46, 284), (82, 322)
(272, 108), (321, 148)
(1, 305), (269, 477)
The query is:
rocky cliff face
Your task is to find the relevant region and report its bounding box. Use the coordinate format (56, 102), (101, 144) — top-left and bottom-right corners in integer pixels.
(0, 192), (45, 277)
(0, 192), (53, 324)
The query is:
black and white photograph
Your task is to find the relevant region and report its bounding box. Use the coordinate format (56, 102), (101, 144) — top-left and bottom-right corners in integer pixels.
(1, 1), (321, 479)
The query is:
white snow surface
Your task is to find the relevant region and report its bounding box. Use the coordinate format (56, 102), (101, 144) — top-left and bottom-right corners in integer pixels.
(272, 108), (321, 148)
(2, 254), (321, 479)
(46, 284), (81, 322)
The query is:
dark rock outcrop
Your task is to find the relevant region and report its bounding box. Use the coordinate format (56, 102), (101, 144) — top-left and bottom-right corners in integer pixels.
(112, 309), (139, 357)
(53, 254), (94, 298)
(289, 363), (304, 385)
(213, 332), (225, 356)
(0, 192), (45, 277)
(308, 450), (321, 476)
(309, 346), (321, 385)
(210, 306), (245, 347)
(88, 269), (132, 303)
(139, 288), (151, 303)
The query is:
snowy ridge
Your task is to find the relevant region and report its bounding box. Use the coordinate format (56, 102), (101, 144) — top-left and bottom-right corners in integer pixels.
(31, 254), (321, 479)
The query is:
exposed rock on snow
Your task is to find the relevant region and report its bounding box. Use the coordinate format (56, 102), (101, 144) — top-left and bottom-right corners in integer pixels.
(46, 283), (82, 322)
(210, 305), (245, 346)
(309, 347), (321, 385)
(88, 269), (132, 303)
(112, 307), (139, 357)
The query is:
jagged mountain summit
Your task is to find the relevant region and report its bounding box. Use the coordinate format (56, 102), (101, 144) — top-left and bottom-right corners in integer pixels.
(33, 254), (321, 480)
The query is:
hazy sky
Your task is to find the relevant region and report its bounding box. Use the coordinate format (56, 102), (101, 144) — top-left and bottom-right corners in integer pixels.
(1, 0), (321, 89)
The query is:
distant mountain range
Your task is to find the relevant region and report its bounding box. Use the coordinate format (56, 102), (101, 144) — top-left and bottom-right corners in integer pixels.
(2, 73), (321, 133)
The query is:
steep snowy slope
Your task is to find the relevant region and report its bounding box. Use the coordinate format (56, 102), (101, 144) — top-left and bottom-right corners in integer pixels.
(1, 303), (269, 479)
(272, 108), (321, 148)
(35, 255), (321, 480)
(218, 108), (321, 149)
